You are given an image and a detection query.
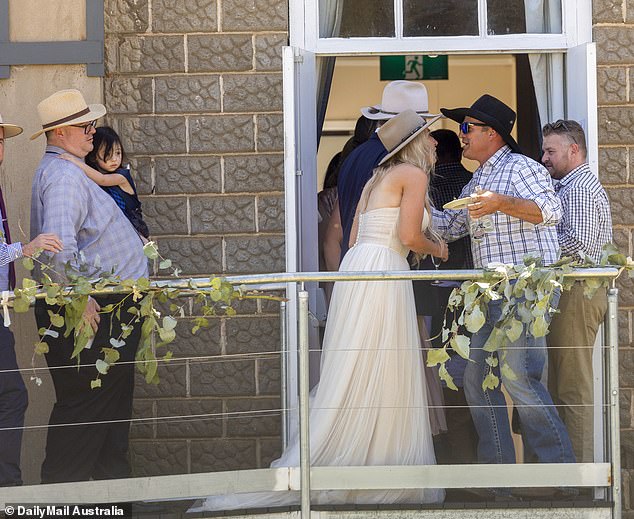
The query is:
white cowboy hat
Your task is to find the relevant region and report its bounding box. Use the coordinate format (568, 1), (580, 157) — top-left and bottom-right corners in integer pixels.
(377, 109), (443, 165)
(0, 113), (23, 139)
(30, 89), (106, 140)
(361, 81), (440, 121)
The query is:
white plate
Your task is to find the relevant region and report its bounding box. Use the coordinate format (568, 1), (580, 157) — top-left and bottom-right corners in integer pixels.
(443, 196), (473, 210)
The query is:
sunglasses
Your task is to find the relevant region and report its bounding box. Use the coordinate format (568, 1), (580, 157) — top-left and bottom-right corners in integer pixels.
(459, 121), (488, 134)
(70, 120), (97, 134)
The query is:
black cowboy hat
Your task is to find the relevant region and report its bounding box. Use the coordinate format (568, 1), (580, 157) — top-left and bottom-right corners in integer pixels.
(440, 94), (522, 154)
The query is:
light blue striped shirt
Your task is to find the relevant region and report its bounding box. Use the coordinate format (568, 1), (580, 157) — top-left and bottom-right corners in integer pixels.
(30, 146), (148, 283)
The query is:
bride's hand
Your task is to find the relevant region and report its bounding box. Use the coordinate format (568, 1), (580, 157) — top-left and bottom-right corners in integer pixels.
(435, 241), (449, 262)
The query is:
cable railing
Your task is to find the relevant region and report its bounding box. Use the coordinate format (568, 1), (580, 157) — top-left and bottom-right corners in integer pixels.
(0, 267), (623, 519)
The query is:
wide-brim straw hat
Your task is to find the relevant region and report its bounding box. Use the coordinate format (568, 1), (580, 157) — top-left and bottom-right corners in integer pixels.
(377, 109), (443, 165)
(30, 89), (106, 140)
(0, 114), (23, 139)
(441, 94), (522, 154)
(361, 80), (440, 120)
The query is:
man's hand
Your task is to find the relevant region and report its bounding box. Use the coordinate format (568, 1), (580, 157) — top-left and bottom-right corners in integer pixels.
(467, 190), (503, 219)
(22, 233), (63, 257)
(79, 296), (101, 334)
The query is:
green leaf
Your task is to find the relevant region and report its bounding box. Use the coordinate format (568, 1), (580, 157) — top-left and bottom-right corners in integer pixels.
(210, 277), (222, 290)
(450, 334), (470, 360)
(482, 372), (500, 391)
(13, 295), (31, 313)
(225, 306), (237, 317)
(143, 241), (160, 259)
(109, 338), (126, 348)
(159, 259), (172, 269)
(583, 278), (603, 299)
(464, 304), (485, 333)
(530, 315), (549, 338)
(158, 327), (176, 343)
(95, 359), (110, 375)
(48, 312), (64, 328)
(90, 378), (102, 389)
(162, 315), (177, 331)
(163, 351), (173, 362)
(101, 347), (120, 365)
(426, 347), (450, 367)
(22, 278), (37, 290)
(439, 365), (458, 391)
(483, 327), (506, 352)
(505, 317), (523, 343)
(22, 257), (34, 271)
(485, 355), (499, 368)
(34, 341), (49, 354)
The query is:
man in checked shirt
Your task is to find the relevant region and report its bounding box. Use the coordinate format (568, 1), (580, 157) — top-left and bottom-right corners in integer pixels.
(30, 90), (148, 484)
(432, 95), (575, 472)
(542, 120), (612, 463)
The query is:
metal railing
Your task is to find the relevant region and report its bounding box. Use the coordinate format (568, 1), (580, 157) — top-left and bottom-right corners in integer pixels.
(0, 267), (622, 519)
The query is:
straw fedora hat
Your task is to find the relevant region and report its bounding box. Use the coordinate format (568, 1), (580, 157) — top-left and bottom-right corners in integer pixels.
(441, 94), (522, 154)
(30, 89), (106, 140)
(361, 81), (440, 121)
(0, 113), (23, 139)
(377, 110), (442, 165)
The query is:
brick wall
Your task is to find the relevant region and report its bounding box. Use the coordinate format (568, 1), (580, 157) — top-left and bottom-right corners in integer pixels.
(103, 0), (288, 476)
(594, 0), (634, 515)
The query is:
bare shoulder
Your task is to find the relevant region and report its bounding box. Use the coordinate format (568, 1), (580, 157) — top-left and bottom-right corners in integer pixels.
(389, 163), (428, 185)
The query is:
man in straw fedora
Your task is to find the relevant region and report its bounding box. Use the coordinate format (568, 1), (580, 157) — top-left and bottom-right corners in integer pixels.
(432, 94), (574, 475)
(30, 89), (148, 484)
(0, 114), (62, 486)
(336, 80), (440, 258)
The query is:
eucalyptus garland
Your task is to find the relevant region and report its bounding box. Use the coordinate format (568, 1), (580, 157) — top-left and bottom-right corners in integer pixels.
(12, 241), (281, 389)
(428, 243), (632, 391)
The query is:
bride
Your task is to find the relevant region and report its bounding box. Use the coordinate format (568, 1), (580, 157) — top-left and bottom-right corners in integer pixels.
(191, 109), (448, 512)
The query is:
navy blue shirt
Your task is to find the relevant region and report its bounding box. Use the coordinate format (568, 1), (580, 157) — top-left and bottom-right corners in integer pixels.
(337, 133), (388, 258)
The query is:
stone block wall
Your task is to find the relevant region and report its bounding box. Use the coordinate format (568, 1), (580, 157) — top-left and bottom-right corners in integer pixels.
(595, 1), (634, 515)
(103, 0), (288, 476)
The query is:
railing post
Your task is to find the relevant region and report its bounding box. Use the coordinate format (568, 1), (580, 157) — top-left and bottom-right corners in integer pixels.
(279, 300), (288, 447)
(298, 289), (311, 518)
(606, 288), (621, 519)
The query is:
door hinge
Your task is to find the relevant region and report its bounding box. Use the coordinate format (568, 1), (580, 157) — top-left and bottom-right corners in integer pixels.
(296, 169), (303, 176)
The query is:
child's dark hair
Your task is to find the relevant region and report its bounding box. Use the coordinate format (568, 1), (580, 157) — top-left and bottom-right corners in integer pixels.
(86, 126), (127, 171)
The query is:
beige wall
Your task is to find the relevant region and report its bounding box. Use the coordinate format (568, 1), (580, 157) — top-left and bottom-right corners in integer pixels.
(1, 0), (102, 483)
(319, 55), (517, 188)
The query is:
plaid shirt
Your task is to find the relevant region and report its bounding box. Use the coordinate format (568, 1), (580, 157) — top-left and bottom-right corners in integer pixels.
(30, 146), (148, 283)
(554, 163), (612, 263)
(432, 146), (561, 267)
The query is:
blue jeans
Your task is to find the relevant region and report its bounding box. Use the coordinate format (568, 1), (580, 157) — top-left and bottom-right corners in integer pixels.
(463, 296), (575, 464)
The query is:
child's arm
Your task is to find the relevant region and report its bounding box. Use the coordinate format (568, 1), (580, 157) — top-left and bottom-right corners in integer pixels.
(59, 153), (134, 194)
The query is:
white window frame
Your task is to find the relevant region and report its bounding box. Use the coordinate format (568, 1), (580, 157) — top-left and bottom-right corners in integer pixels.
(291, 0), (592, 54)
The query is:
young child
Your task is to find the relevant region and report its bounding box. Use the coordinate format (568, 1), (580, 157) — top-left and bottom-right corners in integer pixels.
(62, 126), (150, 240)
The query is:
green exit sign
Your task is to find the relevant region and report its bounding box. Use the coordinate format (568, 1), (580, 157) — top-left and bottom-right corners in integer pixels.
(380, 55), (449, 81)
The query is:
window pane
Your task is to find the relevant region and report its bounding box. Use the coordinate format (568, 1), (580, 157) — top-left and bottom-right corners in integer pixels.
(327, 0), (395, 38)
(487, 0), (562, 35)
(403, 0), (478, 37)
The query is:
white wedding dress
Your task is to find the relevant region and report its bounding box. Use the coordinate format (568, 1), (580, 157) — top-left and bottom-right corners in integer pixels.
(190, 206), (444, 512)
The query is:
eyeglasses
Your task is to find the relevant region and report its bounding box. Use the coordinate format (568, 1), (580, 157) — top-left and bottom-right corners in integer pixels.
(459, 121), (489, 134)
(70, 120), (97, 134)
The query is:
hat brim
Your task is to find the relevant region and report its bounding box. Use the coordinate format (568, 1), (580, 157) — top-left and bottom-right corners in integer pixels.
(378, 114), (443, 165)
(0, 124), (23, 139)
(30, 103), (107, 140)
(361, 106), (441, 121)
(440, 106), (522, 154)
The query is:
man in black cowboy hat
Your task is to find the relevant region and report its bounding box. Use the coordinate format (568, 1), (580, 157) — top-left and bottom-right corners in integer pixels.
(432, 94), (574, 470)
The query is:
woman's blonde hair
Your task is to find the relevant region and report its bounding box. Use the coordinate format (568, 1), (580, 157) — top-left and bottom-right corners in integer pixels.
(357, 128), (442, 262)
